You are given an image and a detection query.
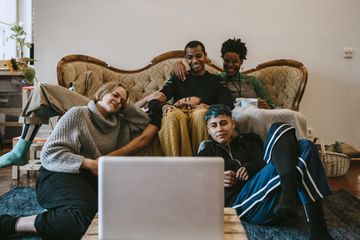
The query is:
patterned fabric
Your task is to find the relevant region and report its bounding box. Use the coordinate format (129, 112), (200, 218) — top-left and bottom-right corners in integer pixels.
(60, 58), (220, 104)
(59, 58), (305, 111)
(248, 66), (305, 109)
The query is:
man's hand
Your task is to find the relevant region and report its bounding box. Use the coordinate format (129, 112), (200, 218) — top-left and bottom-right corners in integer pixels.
(258, 98), (271, 109)
(236, 167), (249, 181)
(174, 96), (201, 110)
(224, 170), (236, 187)
(146, 91), (167, 103)
(173, 61), (187, 81)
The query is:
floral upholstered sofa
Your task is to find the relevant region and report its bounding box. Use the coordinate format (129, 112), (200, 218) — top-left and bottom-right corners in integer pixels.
(57, 51), (308, 111)
(56, 51), (308, 156)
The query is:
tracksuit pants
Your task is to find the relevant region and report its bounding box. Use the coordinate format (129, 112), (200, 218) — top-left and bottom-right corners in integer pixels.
(232, 123), (331, 224)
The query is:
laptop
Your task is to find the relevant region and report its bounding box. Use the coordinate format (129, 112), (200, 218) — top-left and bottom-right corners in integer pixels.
(98, 156), (224, 240)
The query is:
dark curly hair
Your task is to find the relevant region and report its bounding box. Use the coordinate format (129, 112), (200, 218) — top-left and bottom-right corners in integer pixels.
(221, 38), (247, 60)
(204, 104), (232, 123)
(184, 40), (206, 54)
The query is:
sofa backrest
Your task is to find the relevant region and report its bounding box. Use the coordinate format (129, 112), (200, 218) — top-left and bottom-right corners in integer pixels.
(57, 51), (221, 104)
(57, 52), (307, 110)
(243, 59), (308, 111)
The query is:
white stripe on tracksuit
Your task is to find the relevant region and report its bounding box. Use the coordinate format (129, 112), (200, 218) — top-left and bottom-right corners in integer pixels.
(233, 175), (280, 209)
(238, 181), (281, 218)
(264, 124), (295, 164)
(297, 157), (324, 199)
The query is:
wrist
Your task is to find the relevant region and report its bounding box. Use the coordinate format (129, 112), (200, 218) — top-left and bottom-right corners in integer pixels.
(81, 158), (95, 170)
(162, 104), (171, 112)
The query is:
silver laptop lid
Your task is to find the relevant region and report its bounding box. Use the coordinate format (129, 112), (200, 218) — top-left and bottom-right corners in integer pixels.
(98, 156), (224, 240)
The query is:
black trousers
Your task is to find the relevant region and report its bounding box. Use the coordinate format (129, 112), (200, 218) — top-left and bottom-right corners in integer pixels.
(34, 167), (98, 240)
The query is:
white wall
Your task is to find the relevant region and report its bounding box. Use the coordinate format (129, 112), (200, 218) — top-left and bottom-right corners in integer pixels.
(18, 0), (33, 57)
(0, 0), (17, 59)
(18, 0), (32, 58)
(34, 0), (360, 148)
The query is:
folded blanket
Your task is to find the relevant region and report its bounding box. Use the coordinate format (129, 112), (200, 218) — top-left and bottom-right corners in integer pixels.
(232, 106), (307, 140)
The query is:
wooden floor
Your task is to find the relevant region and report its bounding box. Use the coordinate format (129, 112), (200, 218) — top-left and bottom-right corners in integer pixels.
(0, 149), (360, 198)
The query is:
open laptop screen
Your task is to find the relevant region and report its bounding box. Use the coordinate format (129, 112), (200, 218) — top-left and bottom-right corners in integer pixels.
(98, 156), (224, 240)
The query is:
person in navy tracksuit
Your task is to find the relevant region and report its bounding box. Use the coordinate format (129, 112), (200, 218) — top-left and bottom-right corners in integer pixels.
(197, 104), (334, 240)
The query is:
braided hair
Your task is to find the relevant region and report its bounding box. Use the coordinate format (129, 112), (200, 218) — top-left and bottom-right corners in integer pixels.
(221, 38), (247, 60)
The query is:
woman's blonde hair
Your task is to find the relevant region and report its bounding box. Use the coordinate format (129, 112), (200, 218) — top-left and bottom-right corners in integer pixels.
(92, 81), (129, 102)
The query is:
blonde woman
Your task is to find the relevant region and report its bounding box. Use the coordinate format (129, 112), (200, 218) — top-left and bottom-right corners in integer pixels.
(0, 82), (158, 239)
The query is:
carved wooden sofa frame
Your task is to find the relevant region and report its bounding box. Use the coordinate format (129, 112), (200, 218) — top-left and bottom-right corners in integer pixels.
(57, 51), (308, 111)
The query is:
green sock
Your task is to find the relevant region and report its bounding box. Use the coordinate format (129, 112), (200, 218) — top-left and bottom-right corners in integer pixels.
(0, 139), (32, 168)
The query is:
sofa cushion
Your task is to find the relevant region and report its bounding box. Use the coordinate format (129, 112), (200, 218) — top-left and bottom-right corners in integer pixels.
(57, 54), (221, 104)
(73, 70), (103, 98)
(243, 59), (307, 111)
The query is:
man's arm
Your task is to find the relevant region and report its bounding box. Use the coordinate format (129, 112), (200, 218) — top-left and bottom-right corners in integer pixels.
(148, 75), (177, 114)
(173, 61), (188, 81)
(134, 91), (167, 108)
(241, 133), (266, 178)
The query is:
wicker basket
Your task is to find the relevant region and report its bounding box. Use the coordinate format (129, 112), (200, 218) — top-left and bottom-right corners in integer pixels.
(315, 138), (351, 177)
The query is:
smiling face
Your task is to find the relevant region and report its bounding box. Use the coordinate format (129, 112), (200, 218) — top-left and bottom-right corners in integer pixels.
(207, 114), (235, 145)
(97, 85), (128, 114)
(185, 45), (207, 76)
(222, 52), (243, 77)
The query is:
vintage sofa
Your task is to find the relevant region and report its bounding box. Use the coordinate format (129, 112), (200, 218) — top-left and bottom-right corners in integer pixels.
(56, 51), (308, 156)
(57, 51), (308, 111)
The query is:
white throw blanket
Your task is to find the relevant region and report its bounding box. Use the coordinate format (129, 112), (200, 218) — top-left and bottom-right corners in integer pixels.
(232, 106), (307, 140)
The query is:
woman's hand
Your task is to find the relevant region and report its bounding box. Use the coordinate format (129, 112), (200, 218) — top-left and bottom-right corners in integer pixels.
(81, 158), (98, 176)
(146, 91), (167, 103)
(236, 167), (249, 181)
(121, 96), (131, 110)
(195, 103), (209, 110)
(173, 61), (187, 81)
(162, 104), (176, 116)
(224, 170), (236, 187)
(258, 98), (271, 109)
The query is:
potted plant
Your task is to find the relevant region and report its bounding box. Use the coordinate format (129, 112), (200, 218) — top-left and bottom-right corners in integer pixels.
(3, 58), (37, 85)
(0, 21), (32, 59)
